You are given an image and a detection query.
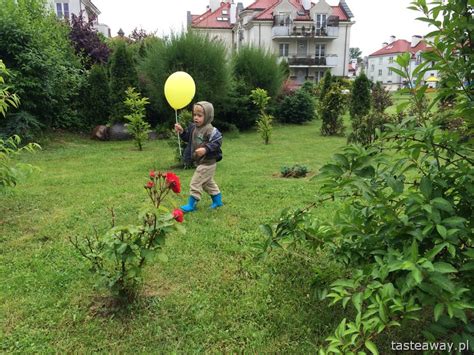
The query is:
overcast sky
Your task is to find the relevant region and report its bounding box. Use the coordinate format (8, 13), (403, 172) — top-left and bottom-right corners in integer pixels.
(93, 0), (431, 57)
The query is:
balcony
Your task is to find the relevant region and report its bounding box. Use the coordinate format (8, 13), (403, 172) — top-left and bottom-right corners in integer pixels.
(272, 25), (339, 38)
(287, 55), (338, 67)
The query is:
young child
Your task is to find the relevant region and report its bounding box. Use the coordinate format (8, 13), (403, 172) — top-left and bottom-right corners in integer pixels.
(174, 101), (223, 212)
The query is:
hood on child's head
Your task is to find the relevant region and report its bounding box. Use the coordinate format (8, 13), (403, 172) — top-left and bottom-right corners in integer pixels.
(195, 101), (214, 126)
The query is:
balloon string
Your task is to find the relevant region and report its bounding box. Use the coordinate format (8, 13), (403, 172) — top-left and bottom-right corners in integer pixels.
(175, 109), (182, 157)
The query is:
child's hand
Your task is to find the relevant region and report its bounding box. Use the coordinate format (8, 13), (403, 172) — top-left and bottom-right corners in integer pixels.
(194, 147), (206, 157)
(174, 123), (183, 134)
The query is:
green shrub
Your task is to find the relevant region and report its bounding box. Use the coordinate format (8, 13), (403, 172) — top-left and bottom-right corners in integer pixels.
(139, 32), (230, 128)
(70, 171), (185, 301)
(320, 85), (345, 135)
(280, 164), (309, 178)
(0, 62), (41, 189)
(250, 88), (273, 144)
(261, 1), (474, 352)
(372, 81), (392, 113)
(79, 64), (111, 127)
(277, 88), (315, 124)
(232, 46), (284, 99)
(349, 72), (371, 119)
(109, 40), (138, 123)
(123, 87), (150, 151)
(0, 0), (83, 131)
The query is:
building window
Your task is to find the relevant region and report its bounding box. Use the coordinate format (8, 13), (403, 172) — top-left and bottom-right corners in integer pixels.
(388, 68), (393, 76)
(279, 43), (289, 57)
(316, 14), (327, 29)
(56, 2), (69, 19)
(315, 44), (325, 58)
(416, 53), (422, 65)
(316, 70), (325, 83)
(379, 57), (382, 64)
(389, 56), (393, 63)
(370, 64), (374, 72)
(63, 3), (69, 19)
(56, 3), (63, 18)
(378, 69), (382, 76)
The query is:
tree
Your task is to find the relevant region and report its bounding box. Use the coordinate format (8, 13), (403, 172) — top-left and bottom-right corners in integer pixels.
(109, 40), (137, 123)
(349, 73), (371, 119)
(250, 88), (273, 144)
(371, 81), (392, 113)
(69, 12), (110, 68)
(79, 64), (110, 127)
(0, 0), (83, 132)
(320, 85), (345, 135)
(139, 31), (230, 128)
(123, 87), (150, 151)
(277, 88), (316, 124)
(349, 47), (363, 63)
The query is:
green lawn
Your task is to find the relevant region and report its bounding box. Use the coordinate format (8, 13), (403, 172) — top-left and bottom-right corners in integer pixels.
(1, 120), (351, 352)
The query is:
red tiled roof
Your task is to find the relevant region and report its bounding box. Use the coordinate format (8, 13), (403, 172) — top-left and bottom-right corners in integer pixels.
(331, 5), (348, 21)
(369, 39), (430, 57)
(250, 0), (349, 21)
(192, 2), (233, 29)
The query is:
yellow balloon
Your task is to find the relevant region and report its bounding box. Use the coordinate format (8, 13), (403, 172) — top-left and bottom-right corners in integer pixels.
(164, 71), (196, 110)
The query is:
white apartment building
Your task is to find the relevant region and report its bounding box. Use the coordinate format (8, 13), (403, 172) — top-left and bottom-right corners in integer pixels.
(367, 35), (439, 91)
(188, 0), (354, 85)
(48, 0), (110, 37)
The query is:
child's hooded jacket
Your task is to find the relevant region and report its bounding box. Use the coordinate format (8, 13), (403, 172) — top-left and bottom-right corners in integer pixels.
(180, 101), (222, 166)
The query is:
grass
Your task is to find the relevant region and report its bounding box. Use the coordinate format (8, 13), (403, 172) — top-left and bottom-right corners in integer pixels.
(1, 120), (349, 352)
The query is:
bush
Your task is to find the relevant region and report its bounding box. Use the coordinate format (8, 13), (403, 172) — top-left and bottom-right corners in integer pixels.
(349, 72), (371, 119)
(139, 32), (230, 128)
(232, 46), (284, 99)
(250, 88), (273, 144)
(69, 12), (110, 68)
(277, 88), (315, 124)
(372, 81), (392, 113)
(0, 0), (84, 131)
(78, 64), (111, 127)
(70, 171), (185, 301)
(109, 40), (138, 123)
(280, 164), (309, 178)
(320, 85), (345, 135)
(123, 87), (150, 151)
(348, 111), (393, 146)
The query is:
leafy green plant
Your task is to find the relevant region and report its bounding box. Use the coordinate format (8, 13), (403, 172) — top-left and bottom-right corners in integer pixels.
(260, 1), (474, 353)
(372, 81), (393, 113)
(349, 73), (371, 120)
(1, 61), (41, 189)
(0, 60), (20, 117)
(280, 164), (309, 178)
(1, 135), (41, 188)
(109, 40), (138, 123)
(277, 88), (316, 124)
(250, 88), (273, 145)
(320, 85), (345, 136)
(70, 171), (185, 301)
(0, 0), (83, 131)
(123, 87), (151, 151)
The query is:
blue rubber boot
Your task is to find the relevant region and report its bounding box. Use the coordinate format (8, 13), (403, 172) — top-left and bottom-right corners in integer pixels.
(181, 196), (198, 213)
(210, 193), (223, 209)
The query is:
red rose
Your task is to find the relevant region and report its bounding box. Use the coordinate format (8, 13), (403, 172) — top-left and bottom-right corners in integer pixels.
(149, 170), (156, 178)
(165, 172), (181, 193)
(172, 208), (184, 223)
(145, 181), (155, 189)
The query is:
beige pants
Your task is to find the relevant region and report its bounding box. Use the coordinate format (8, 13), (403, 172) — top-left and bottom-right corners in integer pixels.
(190, 163), (220, 200)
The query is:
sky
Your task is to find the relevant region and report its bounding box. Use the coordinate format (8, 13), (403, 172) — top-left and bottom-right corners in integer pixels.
(93, 0), (431, 57)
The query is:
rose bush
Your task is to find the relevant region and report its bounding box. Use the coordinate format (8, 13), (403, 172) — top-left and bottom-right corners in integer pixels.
(71, 170), (185, 302)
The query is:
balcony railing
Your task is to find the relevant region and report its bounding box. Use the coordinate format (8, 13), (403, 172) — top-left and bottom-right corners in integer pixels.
(272, 25), (339, 38)
(287, 55), (338, 66)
